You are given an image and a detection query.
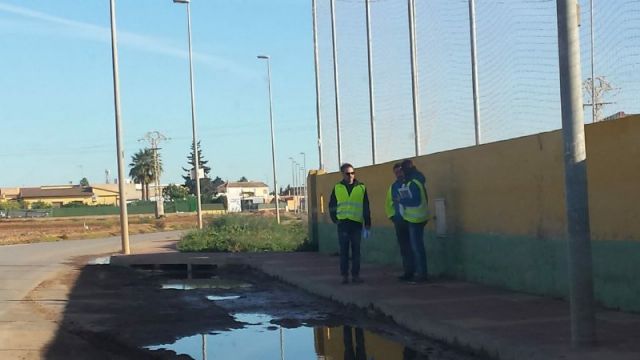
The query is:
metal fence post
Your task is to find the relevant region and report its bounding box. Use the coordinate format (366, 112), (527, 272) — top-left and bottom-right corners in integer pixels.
(330, 0), (343, 167)
(469, 0), (482, 145)
(408, 0), (421, 156)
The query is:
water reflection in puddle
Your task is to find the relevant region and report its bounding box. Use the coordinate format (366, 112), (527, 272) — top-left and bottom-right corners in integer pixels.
(147, 312), (430, 360)
(206, 295), (241, 301)
(161, 279), (252, 290)
(87, 256), (111, 265)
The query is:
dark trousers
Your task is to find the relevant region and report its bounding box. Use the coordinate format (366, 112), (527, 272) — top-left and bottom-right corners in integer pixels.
(338, 221), (362, 277)
(393, 219), (415, 276)
(343, 326), (366, 360)
(408, 221), (428, 277)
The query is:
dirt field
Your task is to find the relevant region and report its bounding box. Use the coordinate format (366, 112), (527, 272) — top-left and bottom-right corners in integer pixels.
(0, 214), (206, 245)
(0, 212), (303, 246)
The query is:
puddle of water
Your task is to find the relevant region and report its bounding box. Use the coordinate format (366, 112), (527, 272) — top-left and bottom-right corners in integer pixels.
(206, 295), (241, 301)
(87, 256), (111, 265)
(147, 313), (432, 360)
(161, 278), (252, 290)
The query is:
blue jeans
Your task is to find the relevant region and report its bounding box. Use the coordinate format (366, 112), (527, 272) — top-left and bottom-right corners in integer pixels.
(338, 221), (362, 277)
(408, 222), (428, 277)
(393, 219), (414, 276)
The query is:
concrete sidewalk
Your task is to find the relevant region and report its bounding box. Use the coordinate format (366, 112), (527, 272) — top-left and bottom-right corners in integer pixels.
(111, 252), (640, 360)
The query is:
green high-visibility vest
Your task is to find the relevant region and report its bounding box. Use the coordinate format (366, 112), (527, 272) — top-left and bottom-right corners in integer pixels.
(385, 185), (395, 218)
(335, 183), (366, 223)
(401, 179), (429, 224)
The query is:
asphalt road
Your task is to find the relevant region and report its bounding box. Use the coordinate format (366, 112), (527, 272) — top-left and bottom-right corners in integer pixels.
(0, 230), (184, 358)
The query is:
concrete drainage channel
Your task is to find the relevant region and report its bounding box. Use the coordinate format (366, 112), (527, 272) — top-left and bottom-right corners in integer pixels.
(101, 256), (484, 360)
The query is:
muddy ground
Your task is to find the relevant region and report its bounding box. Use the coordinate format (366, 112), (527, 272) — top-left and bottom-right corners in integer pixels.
(25, 256), (481, 360)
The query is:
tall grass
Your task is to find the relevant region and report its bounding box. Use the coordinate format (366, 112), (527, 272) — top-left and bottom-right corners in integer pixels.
(177, 214), (311, 252)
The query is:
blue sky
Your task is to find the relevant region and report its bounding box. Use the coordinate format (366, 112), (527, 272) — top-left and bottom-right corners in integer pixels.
(1, 0), (639, 188)
(0, 0), (317, 188)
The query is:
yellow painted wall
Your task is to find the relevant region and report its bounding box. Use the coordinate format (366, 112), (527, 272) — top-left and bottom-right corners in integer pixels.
(313, 115), (640, 241)
(314, 326), (404, 359)
(23, 196), (92, 207)
(91, 188), (120, 206)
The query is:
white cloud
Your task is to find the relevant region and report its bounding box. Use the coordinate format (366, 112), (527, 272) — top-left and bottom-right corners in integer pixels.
(0, 2), (256, 78)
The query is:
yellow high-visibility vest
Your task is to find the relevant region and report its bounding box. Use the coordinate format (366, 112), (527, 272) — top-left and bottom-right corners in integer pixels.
(385, 185), (395, 218)
(335, 183), (366, 223)
(402, 179), (429, 223)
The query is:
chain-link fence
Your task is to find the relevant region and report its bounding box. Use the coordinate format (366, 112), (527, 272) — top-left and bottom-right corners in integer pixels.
(314, 0), (640, 171)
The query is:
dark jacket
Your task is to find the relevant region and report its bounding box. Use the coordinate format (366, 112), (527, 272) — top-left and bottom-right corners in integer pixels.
(329, 179), (371, 228)
(404, 168), (428, 205)
(398, 180), (425, 208)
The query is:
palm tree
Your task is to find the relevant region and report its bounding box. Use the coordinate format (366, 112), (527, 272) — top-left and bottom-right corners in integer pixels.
(129, 148), (162, 201)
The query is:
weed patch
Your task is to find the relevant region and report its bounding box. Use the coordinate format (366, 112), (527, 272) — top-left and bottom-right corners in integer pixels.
(177, 214), (311, 252)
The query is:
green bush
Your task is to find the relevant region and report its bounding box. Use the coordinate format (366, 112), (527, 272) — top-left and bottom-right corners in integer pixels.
(177, 214), (310, 252)
(0, 201), (20, 211)
(31, 201), (53, 209)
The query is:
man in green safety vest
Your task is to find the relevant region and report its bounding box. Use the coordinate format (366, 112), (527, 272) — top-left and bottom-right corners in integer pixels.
(385, 163), (415, 281)
(329, 163), (371, 284)
(398, 160), (430, 282)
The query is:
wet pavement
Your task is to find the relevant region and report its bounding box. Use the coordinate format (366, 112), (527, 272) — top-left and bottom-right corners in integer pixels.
(112, 252), (640, 360)
(143, 267), (478, 360)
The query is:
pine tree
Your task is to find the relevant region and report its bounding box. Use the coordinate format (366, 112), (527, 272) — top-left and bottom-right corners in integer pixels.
(182, 141), (211, 195)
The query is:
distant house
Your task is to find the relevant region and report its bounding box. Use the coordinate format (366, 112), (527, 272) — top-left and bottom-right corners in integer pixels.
(0, 187), (20, 201)
(19, 185), (95, 208)
(91, 183), (141, 205)
(17, 183), (141, 208)
(215, 181), (270, 212)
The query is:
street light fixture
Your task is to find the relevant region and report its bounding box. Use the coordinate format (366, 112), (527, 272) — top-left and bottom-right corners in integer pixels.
(257, 55), (281, 224)
(299, 152), (306, 212)
(293, 160), (300, 213)
(288, 157), (296, 197)
(173, 0), (203, 229)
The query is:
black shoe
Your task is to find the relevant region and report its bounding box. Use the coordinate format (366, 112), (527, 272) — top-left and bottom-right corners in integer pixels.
(341, 276), (349, 284)
(398, 274), (414, 281)
(413, 275), (429, 283)
(351, 276), (364, 284)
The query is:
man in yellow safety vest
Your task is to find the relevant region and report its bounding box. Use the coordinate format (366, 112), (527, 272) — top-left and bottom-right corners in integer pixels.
(329, 163), (371, 284)
(385, 163), (415, 281)
(398, 160), (430, 282)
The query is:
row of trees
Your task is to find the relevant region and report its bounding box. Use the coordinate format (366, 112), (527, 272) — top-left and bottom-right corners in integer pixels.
(128, 141), (239, 203)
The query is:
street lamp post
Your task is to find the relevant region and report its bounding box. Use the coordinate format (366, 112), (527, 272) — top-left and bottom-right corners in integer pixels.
(108, 0), (130, 255)
(288, 156), (296, 197)
(258, 55), (281, 224)
(299, 152), (306, 212)
(173, 0), (203, 229)
(295, 161), (301, 213)
(292, 160), (299, 213)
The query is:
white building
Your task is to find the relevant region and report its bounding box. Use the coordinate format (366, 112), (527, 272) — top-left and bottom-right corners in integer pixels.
(215, 181), (270, 212)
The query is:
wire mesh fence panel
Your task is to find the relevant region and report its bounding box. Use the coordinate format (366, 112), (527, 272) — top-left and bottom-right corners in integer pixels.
(474, 0), (562, 143)
(334, 0), (372, 168)
(580, 0), (640, 123)
(313, 0), (640, 168)
(369, 0), (415, 163)
(416, 0), (475, 153)
(317, 0), (340, 171)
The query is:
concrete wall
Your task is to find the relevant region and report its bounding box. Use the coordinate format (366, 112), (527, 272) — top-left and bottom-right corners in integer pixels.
(308, 115), (640, 312)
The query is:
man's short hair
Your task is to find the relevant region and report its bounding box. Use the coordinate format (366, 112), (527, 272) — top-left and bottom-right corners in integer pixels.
(393, 162), (402, 170)
(401, 159), (414, 170)
(340, 163), (354, 173)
